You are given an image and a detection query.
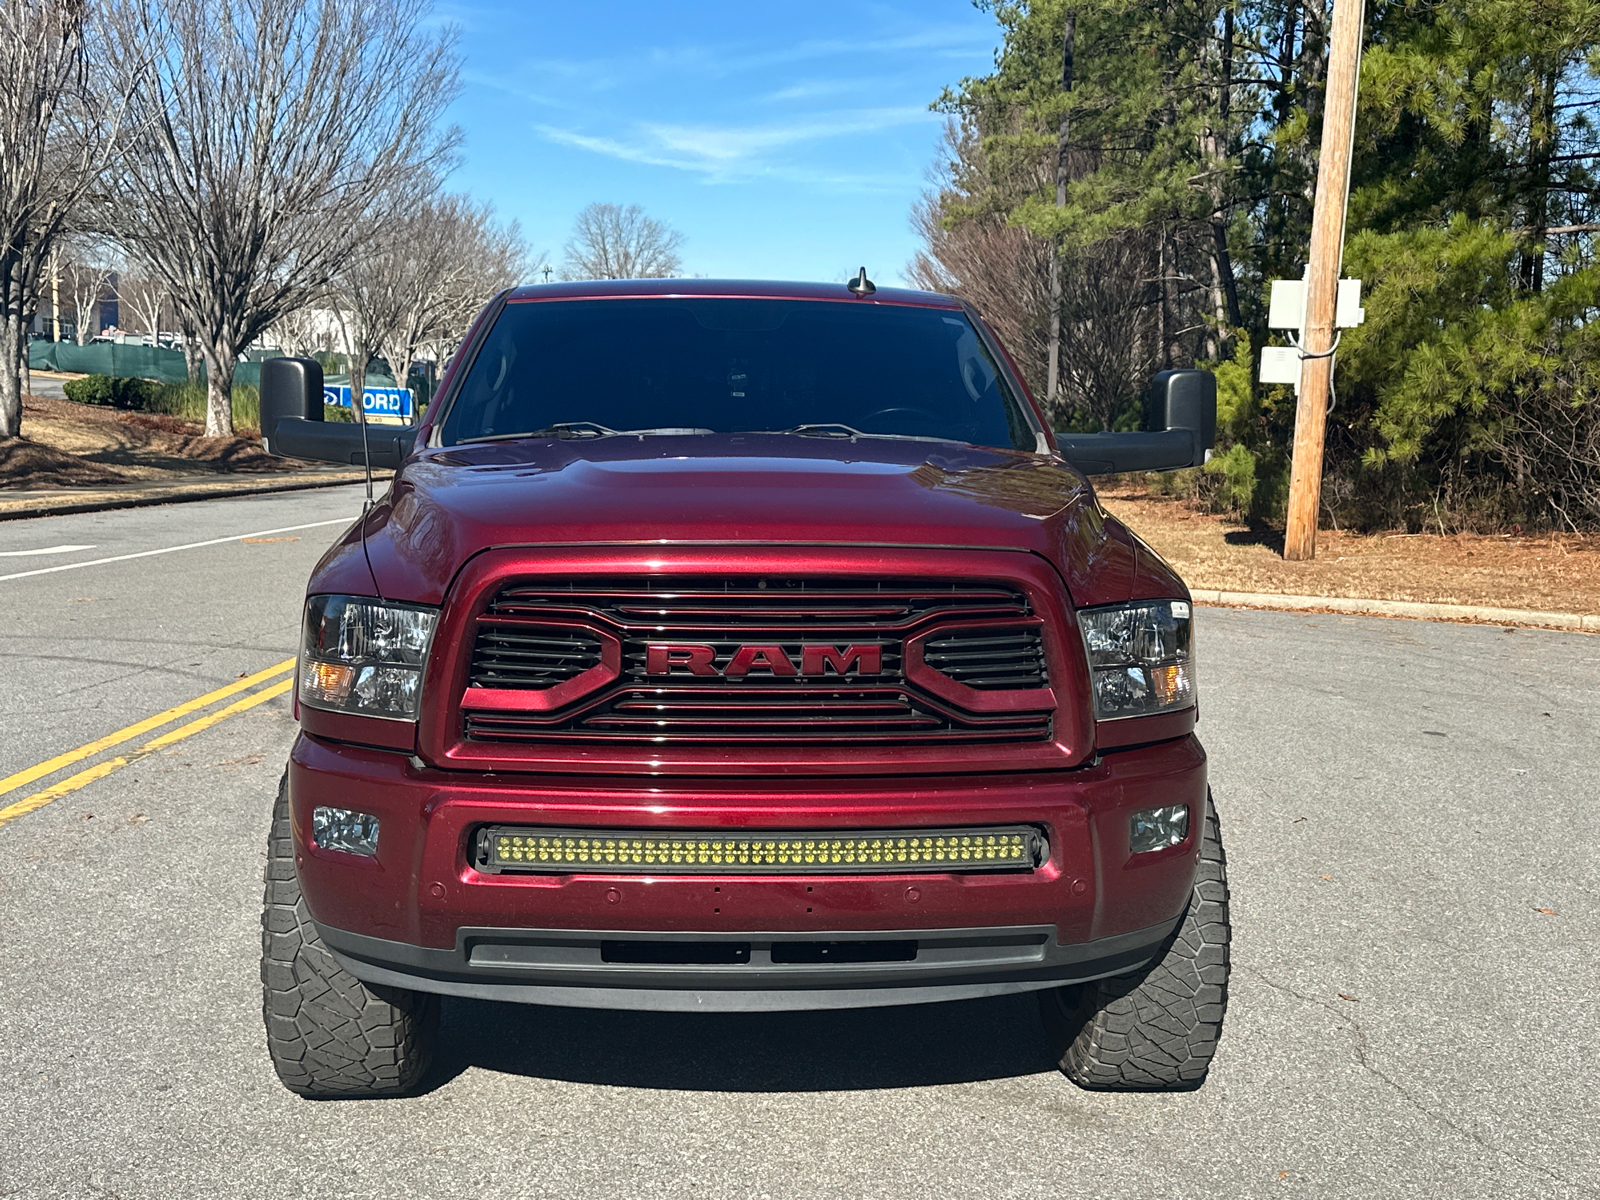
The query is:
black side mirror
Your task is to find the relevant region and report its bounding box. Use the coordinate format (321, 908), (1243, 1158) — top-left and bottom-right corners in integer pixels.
(260, 357), (323, 455)
(1055, 368), (1218, 476)
(260, 355), (416, 467)
(1145, 369), (1216, 461)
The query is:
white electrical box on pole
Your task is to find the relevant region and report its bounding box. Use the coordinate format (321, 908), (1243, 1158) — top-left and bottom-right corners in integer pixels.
(1259, 275), (1365, 390)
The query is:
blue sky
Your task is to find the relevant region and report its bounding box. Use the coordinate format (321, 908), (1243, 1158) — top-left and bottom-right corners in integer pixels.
(435, 1), (1002, 285)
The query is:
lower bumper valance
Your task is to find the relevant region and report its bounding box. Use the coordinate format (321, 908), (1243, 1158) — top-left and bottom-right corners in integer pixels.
(315, 917), (1180, 1013)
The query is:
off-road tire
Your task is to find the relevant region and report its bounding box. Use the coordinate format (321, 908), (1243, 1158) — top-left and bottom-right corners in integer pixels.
(1039, 791), (1230, 1091)
(261, 773), (438, 1098)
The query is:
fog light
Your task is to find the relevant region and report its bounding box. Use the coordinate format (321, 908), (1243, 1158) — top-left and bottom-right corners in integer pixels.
(312, 807), (379, 856)
(1130, 805), (1189, 854)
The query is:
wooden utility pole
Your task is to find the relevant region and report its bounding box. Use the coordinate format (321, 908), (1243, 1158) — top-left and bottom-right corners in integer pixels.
(1283, 0), (1365, 560)
(1045, 10), (1075, 408)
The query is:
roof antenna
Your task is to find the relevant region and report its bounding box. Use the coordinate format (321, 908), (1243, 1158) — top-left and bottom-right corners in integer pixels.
(847, 266), (876, 297)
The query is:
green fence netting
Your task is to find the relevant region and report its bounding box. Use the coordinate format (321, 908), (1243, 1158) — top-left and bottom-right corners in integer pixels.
(30, 340), (193, 383)
(30, 341), (415, 395)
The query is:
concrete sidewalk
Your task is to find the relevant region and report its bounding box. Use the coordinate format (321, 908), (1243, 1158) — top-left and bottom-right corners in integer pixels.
(1193, 587), (1600, 633)
(22, 371), (70, 400)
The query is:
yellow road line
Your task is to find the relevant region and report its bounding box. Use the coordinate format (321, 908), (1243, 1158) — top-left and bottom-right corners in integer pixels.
(143, 678), (294, 750)
(0, 677), (295, 830)
(0, 758), (129, 825)
(0, 658), (296, 801)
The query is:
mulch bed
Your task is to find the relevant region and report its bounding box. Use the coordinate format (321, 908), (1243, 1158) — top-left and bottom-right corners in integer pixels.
(1, 395), (301, 489)
(1099, 483), (1600, 616)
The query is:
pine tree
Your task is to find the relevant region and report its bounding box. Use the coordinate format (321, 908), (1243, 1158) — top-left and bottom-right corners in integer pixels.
(918, 0), (1600, 529)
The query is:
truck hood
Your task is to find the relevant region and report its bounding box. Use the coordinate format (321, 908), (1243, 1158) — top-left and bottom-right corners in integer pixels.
(321, 434), (1185, 610)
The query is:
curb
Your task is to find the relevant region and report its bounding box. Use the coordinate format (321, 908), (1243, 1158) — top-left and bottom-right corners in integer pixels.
(0, 472), (370, 522)
(1190, 589), (1600, 633)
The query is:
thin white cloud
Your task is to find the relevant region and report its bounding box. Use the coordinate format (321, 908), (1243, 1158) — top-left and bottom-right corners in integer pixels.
(642, 108), (930, 163)
(533, 120), (917, 193)
(760, 79), (865, 104)
(534, 126), (699, 172)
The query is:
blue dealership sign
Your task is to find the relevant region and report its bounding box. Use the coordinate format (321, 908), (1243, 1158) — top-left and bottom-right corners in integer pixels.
(323, 383), (414, 418)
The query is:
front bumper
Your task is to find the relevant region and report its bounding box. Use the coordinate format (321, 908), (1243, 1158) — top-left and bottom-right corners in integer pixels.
(318, 919), (1181, 1012)
(288, 732), (1206, 1010)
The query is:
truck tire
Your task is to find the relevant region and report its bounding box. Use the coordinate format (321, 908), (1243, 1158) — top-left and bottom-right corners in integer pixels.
(261, 773), (438, 1098)
(1039, 791), (1230, 1091)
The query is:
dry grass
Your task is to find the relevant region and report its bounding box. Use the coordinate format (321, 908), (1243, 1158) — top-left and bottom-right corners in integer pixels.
(1099, 482), (1600, 616)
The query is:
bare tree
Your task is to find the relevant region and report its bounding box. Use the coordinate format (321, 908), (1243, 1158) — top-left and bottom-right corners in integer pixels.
(0, 1), (132, 438)
(105, 0), (460, 436)
(176, 315), (201, 382)
(338, 191), (534, 410)
(334, 185), (442, 407)
(910, 121), (1204, 431)
(118, 268), (170, 341)
(560, 203), (683, 281)
(56, 234), (113, 343)
(261, 302), (329, 360)
(332, 183), (437, 412)
(908, 193), (1054, 399)
(380, 199), (534, 397)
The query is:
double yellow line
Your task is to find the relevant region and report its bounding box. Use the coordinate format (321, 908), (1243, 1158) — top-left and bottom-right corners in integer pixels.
(0, 658), (297, 830)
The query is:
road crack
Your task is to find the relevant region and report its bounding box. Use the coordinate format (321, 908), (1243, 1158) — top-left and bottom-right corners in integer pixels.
(1240, 964), (1571, 1186)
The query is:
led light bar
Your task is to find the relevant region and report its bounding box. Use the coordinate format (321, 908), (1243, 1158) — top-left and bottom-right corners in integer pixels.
(477, 826), (1045, 875)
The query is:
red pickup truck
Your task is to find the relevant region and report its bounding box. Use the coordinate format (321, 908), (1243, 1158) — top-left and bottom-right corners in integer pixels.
(258, 278), (1229, 1098)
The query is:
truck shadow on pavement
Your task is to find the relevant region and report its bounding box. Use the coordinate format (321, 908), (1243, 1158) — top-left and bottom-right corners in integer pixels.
(419, 992), (1058, 1092)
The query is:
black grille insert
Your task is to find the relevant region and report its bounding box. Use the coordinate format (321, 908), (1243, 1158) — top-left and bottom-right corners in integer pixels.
(470, 626), (604, 690)
(922, 628), (1047, 690)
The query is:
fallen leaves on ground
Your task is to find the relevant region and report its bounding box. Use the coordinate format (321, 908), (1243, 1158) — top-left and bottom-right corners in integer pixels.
(1099, 482), (1600, 615)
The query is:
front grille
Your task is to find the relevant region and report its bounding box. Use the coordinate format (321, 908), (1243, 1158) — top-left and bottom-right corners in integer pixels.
(922, 628), (1047, 690)
(486, 577), (1029, 630)
(465, 686), (1050, 743)
(470, 626), (604, 689)
(461, 578), (1053, 745)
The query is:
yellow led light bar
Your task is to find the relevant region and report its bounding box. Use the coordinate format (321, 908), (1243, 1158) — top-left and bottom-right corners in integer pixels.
(478, 826), (1044, 875)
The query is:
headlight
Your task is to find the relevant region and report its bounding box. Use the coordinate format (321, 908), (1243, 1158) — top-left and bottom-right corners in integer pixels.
(300, 595), (438, 721)
(1078, 599), (1194, 720)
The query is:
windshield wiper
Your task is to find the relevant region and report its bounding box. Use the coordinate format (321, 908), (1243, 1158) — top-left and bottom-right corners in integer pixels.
(462, 422), (619, 442)
(768, 423), (962, 444)
(462, 424), (720, 444)
(779, 423), (866, 438)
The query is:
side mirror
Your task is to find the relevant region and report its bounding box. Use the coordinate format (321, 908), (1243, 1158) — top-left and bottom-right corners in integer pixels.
(259, 357), (323, 455)
(259, 355), (416, 468)
(1145, 369), (1216, 461)
(1055, 369), (1217, 476)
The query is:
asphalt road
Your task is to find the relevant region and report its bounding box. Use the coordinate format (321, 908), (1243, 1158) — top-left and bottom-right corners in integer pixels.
(0, 488), (1594, 1200)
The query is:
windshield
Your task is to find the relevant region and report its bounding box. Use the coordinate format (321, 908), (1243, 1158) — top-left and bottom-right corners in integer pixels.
(437, 297), (1039, 451)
